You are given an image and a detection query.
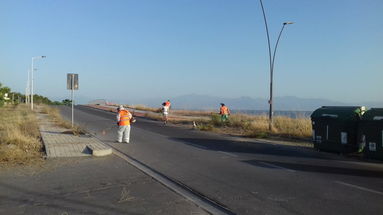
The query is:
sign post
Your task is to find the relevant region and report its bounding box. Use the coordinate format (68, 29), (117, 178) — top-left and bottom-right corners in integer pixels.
(67, 73), (79, 127)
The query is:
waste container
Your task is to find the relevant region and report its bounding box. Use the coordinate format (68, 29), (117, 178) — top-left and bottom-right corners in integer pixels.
(311, 106), (365, 153)
(358, 108), (383, 160)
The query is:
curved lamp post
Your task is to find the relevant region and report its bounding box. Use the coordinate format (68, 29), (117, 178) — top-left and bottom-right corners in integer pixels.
(31, 56), (46, 110)
(259, 0), (293, 131)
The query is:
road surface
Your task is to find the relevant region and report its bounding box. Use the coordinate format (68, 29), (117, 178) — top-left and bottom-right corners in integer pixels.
(59, 105), (383, 215)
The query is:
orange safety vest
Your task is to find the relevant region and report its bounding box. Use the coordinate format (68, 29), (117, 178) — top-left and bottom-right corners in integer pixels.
(118, 110), (131, 126)
(220, 106), (229, 115)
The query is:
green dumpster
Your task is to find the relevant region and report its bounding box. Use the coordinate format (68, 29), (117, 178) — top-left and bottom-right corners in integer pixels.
(311, 106), (365, 153)
(358, 108), (383, 160)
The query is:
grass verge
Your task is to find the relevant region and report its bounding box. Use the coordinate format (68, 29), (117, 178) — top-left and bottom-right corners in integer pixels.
(196, 113), (312, 139)
(135, 105), (312, 140)
(0, 104), (43, 165)
(127, 104), (161, 113)
(40, 105), (86, 135)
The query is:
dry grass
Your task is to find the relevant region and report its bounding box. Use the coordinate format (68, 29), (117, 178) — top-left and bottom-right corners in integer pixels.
(130, 105), (214, 116)
(0, 104), (43, 165)
(137, 105), (311, 139)
(144, 111), (209, 125)
(41, 105), (86, 135)
(172, 109), (214, 117)
(127, 104), (161, 113)
(273, 116), (312, 138)
(144, 112), (163, 121)
(191, 113), (311, 139)
(123, 104), (312, 140)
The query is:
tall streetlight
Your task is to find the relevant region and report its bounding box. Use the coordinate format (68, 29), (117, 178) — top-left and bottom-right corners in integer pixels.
(31, 56), (46, 110)
(259, 0), (293, 131)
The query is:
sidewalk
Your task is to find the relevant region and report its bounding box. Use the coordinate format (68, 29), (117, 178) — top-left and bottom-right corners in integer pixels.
(37, 112), (112, 158)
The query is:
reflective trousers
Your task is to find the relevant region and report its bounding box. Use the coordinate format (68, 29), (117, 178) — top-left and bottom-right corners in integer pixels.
(117, 125), (131, 143)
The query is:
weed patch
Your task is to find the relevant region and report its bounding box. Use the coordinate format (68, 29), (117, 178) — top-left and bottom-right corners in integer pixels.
(41, 105), (87, 136)
(0, 104), (43, 165)
(126, 104), (312, 140)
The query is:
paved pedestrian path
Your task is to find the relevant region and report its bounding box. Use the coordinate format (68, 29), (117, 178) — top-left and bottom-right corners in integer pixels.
(37, 112), (112, 158)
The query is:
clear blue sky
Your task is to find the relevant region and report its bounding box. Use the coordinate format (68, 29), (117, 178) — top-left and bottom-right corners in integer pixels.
(1, 0), (382, 104)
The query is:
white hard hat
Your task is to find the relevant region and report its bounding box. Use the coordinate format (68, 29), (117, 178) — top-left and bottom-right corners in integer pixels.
(119, 105), (124, 110)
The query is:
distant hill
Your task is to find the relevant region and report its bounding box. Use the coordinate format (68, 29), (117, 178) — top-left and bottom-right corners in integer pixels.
(84, 94), (381, 111)
(133, 94), (349, 111)
(364, 101), (383, 108)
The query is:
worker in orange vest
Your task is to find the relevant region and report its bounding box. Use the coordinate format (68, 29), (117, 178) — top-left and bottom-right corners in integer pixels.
(162, 102), (169, 125)
(219, 103), (230, 122)
(165, 99), (171, 109)
(116, 105), (132, 143)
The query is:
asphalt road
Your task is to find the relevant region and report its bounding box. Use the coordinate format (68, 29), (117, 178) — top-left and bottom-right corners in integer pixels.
(60, 105), (383, 215)
(0, 156), (209, 215)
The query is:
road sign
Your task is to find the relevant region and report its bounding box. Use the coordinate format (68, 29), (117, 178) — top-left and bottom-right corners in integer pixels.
(67, 73), (79, 90)
(67, 73), (79, 127)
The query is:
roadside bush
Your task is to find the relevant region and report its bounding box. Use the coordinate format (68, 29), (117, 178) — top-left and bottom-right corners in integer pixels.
(197, 124), (215, 131)
(211, 114), (223, 126)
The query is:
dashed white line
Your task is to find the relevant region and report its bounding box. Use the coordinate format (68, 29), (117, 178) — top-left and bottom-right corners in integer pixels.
(218, 151), (238, 157)
(258, 161), (296, 173)
(335, 181), (383, 196)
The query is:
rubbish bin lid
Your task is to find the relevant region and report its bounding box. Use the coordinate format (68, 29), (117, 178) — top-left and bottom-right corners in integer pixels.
(311, 106), (365, 121)
(361, 108), (383, 121)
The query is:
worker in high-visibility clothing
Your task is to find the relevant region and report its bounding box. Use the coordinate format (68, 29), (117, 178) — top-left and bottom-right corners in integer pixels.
(161, 102), (170, 125)
(165, 100), (171, 109)
(219, 103), (230, 122)
(116, 105), (132, 143)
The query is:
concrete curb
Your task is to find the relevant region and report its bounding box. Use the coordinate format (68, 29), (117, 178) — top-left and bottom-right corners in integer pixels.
(107, 146), (234, 215)
(86, 144), (113, 157)
(37, 111), (113, 158)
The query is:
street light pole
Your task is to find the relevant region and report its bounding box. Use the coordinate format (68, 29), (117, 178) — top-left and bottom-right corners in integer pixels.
(259, 0), (293, 131)
(259, 0), (273, 131)
(269, 22), (293, 130)
(31, 56), (46, 110)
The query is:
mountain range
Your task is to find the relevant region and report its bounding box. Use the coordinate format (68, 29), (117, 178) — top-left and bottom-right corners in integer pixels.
(127, 94), (383, 111)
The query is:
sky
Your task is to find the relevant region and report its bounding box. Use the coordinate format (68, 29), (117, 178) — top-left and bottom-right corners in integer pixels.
(1, 0), (382, 105)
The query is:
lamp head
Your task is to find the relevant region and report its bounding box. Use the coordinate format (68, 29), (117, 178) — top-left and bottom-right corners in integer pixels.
(33, 56), (47, 60)
(283, 22), (294, 25)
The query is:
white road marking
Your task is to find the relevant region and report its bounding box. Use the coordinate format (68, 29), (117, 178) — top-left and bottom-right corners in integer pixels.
(218, 151), (238, 157)
(258, 161), (296, 173)
(335, 181), (383, 196)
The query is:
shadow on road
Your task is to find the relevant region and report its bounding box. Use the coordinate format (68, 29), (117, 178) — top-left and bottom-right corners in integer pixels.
(171, 137), (334, 160)
(243, 159), (383, 178)
(171, 137), (383, 178)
